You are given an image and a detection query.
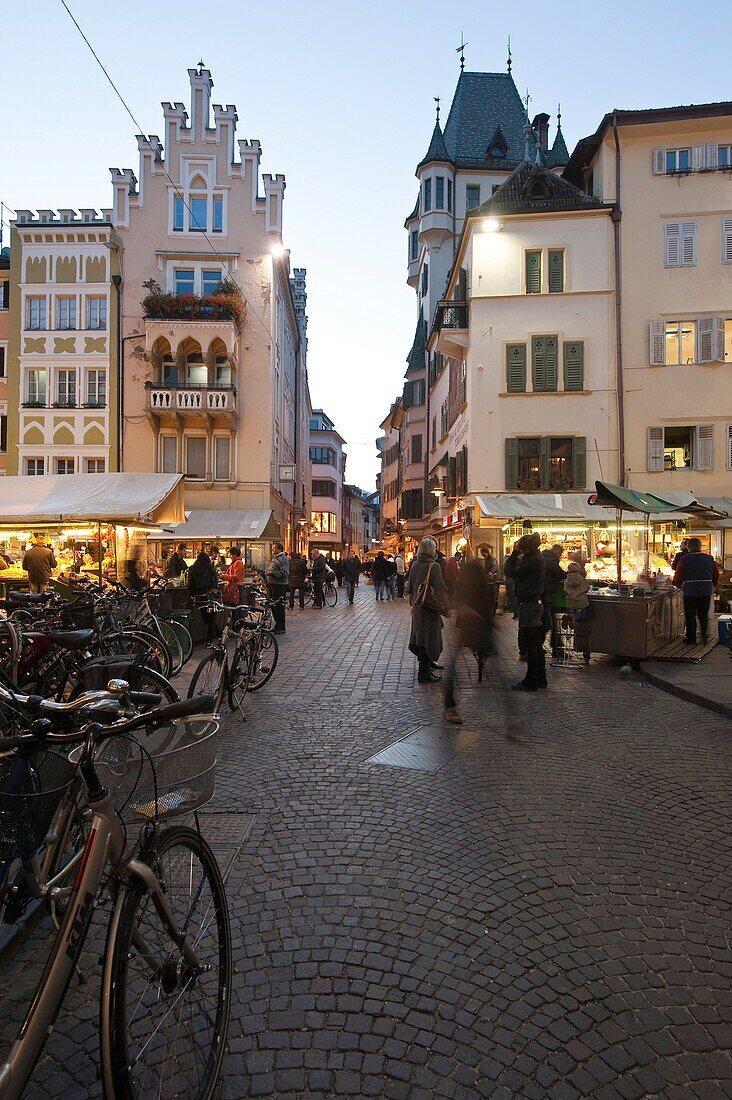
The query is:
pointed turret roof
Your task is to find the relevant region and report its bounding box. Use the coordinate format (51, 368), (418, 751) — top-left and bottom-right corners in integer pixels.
(442, 71), (529, 168)
(547, 124), (569, 168)
(406, 310), (427, 374)
(417, 121), (451, 169)
(475, 161), (603, 216)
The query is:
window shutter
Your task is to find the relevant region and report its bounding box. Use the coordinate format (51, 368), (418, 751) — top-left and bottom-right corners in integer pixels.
(456, 267), (468, 300)
(505, 438), (519, 490)
(681, 221), (696, 265)
(652, 148), (666, 175)
(572, 437), (587, 489)
(696, 424), (714, 471)
(722, 218), (732, 264)
(545, 336), (558, 391)
(526, 251), (541, 294)
(707, 144), (718, 169)
(462, 445), (468, 492)
(539, 436), (551, 490)
(548, 250), (564, 293)
(563, 341), (584, 390)
(664, 222), (680, 266)
(714, 316), (726, 362)
(649, 321), (665, 365)
(692, 144), (706, 172)
(698, 317), (714, 364)
(727, 425), (732, 470)
(506, 343), (526, 392)
(448, 455), (457, 497)
(456, 450), (464, 495)
(647, 427), (664, 472)
(531, 336), (545, 390)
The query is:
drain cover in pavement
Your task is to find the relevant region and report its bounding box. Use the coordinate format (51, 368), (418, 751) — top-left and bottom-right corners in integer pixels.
(193, 813), (255, 847)
(366, 725), (479, 772)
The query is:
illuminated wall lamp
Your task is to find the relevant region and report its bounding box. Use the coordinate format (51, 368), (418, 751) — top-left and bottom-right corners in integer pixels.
(482, 218), (503, 233)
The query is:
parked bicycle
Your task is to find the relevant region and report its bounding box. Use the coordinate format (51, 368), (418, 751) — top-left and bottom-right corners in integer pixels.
(187, 601), (278, 713)
(0, 685), (231, 1100)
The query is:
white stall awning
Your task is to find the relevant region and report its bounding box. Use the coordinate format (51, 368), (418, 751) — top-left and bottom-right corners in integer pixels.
(155, 509), (280, 541)
(474, 493), (616, 521)
(0, 473), (184, 525)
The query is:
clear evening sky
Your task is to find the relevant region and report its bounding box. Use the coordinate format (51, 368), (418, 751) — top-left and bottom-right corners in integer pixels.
(3, 0), (731, 489)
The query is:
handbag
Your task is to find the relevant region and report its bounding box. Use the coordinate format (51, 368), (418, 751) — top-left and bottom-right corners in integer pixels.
(414, 563), (442, 613)
(222, 577), (240, 606)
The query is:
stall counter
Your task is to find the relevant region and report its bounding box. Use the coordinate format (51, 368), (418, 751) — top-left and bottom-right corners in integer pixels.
(574, 587), (684, 660)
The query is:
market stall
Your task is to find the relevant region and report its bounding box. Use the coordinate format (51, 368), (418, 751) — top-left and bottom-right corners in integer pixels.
(0, 473), (184, 593)
(148, 509), (280, 577)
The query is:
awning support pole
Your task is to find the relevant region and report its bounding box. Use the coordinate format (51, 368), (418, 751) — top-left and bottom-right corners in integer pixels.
(97, 521), (103, 585)
(616, 508), (622, 586)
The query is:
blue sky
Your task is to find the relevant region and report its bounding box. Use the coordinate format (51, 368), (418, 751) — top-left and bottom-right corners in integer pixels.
(3, 0), (732, 489)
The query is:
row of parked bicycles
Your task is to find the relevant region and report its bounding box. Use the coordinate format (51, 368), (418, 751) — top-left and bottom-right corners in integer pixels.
(0, 578), (284, 1096)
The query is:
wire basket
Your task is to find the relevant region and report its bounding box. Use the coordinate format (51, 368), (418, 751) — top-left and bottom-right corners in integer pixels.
(0, 752), (77, 862)
(60, 596), (96, 630)
(94, 717), (218, 824)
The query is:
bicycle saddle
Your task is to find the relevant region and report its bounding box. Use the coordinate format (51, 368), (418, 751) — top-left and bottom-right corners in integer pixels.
(46, 629), (95, 651)
(8, 591), (49, 604)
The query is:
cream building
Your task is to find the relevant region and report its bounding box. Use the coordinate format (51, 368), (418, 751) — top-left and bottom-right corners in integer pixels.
(308, 409), (345, 555)
(112, 66), (309, 550)
(6, 211), (119, 476)
(0, 248), (10, 474)
(378, 402), (402, 548)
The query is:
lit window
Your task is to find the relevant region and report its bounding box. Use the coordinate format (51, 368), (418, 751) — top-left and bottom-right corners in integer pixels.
(310, 511), (337, 533)
(665, 321), (697, 365)
(86, 369), (106, 406)
(186, 353), (207, 387)
(666, 148), (691, 173)
(202, 270), (222, 296)
(27, 297), (47, 330)
(213, 196), (223, 232)
(87, 296), (107, 330)
(174, 269), (195, 296)
(55, 458), (75, 475)
(190, 196), (207, 231)
(663, 426), (694, 470)
(185, 436), (206, 479)
(56, 296), (77, 330)
(86, 458), (105, 473)
(174, 196), (185, 231)
(26, 458), (44, 476)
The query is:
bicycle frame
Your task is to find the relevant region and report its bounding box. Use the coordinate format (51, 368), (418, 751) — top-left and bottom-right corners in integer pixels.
(0, 785), (201, 1100)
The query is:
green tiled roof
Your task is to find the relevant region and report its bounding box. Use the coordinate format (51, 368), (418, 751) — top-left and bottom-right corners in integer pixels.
(442, 72), (529, 168)
(418, 121), (451, 169)
(474, 161), (603, 216)
(406, 310), (426, 374)
(547, 125), (569, 168)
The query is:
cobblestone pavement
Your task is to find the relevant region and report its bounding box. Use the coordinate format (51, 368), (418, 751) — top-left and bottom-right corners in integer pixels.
(1, 582), (732, 1098)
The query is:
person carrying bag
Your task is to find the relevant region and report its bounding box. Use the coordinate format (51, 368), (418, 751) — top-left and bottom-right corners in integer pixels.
(407, 538), (449, 683)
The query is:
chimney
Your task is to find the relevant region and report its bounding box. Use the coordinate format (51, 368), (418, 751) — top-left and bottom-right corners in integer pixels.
(532, 113), (550, 152)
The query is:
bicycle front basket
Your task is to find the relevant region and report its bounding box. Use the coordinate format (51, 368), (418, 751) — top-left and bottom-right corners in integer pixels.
(95, 716), (218, 824)
(0, 752), (77, 862)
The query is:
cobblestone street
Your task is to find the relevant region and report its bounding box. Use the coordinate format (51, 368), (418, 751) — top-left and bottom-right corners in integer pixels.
(1, 582), (732, 1098)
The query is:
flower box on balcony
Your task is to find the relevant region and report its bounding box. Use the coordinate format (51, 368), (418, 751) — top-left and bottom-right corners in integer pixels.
(141, 278), (246, 331)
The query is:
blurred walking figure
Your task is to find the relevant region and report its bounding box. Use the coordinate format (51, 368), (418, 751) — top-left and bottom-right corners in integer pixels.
(372, 550), (388, 601)
(509, 534), (548, 692)
(479, 544), (500, 617)
(444, 550), (462, 598)
(288, 552), (307, 609)
(443, 560), (494, 724)
(406, 537), (447, 684)
(395, 551), (406, 598)
(385, 555), (398, 600)
(344, 549), (361, 604)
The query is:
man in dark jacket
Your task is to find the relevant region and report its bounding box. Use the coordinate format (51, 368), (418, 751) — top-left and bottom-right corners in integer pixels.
(289, 552), (307, 609)
(372, 551), (388, 601)
(542, 544), (567, 660)
(510, 534), (548, 692)
(265, 542), (290, 634)
(164, 543), (188, 580)
(344, 550), (361, 604)
(673, 537), (719, 644)
(311, 548), (327, 608)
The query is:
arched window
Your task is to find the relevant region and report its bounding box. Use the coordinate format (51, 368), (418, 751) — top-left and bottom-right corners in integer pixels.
(189, 175), (207, 232)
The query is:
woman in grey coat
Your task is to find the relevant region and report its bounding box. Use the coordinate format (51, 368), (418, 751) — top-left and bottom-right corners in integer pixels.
(406, 537), (446, 683)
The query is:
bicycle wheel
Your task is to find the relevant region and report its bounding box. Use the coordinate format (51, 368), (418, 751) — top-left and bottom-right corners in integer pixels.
(164, 618), (194, 666)
(227, 640), (251, 711)
(187, 651), (226, 712)
(325, 582), (338, 607)
(156, 619), (185, 676)
(246, 629), (279, 693)
(101, 825), (232, 1100)
(104, 630), (172, 680)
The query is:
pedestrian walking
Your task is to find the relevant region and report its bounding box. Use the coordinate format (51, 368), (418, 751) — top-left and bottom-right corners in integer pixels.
(564, 561), (591, 663)
(443, 559), (494, 724)
(22, 534), (57, 595)
(406, 537), (448, 683)
(344, 549), (361, 604)
(395, 551), (406, 598)
(265, 541), (290, 634)
(372, 550), (388, 601)
(510, 534), (548, 693)
(673, 537), (719, 645)
(188, 550), (220, 645)
(288, 552), (307, 609)
(479, 544), (499, 617)
(542, 544), (567, 661)
(311, 548), (327, 608)
(334, 558), (344, 587)
(385, 555), (398, 600)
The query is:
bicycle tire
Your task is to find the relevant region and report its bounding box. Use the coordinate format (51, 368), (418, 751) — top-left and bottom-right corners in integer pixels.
(227, 642), (251, 711)
(156, 619), (185, 676)
(325, 582), (338, 607)
(187, 651), (226, 712)
(246, 629), (279, 693)
(164, 619), (194, 666)
(103, 630), (173, 680)
(101, 825), (232, 1100)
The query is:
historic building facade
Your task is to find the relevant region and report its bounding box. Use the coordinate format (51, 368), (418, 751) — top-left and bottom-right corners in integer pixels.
(0, 248), (10, 474)
(5, 211), (119, 475)
(309, 408), (346, 555)
(111, 65), (309, 549)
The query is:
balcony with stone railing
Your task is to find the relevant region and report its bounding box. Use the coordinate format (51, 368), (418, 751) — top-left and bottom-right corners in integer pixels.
(145, 383), (237, 418)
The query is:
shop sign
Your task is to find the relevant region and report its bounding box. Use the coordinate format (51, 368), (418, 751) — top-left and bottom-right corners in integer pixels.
(279, 463), (296, 482)
(442, 508), (465, 529)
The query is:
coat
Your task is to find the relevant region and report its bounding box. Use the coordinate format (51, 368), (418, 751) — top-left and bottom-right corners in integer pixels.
(266, 551), (290, 585)
(542, 551), (567, 608)
(564, 569), (590, 610)
(407, 555), (445, 662)
(344, 556), (361, 582)
(372, 555), (388, 581)
(289, 556), (307, 586)
(22, 544), (57, 585)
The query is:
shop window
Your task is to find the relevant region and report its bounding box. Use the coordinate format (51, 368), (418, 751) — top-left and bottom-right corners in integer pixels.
(26, 458), (44, 476)
(56, 296), (77, 330)
(214, 436), (230, 481)
(185, 437), (206, 479)
(86, 458), (105, 473)
(665, 320), (697, 365)
(55, 458), (75, 475)
(161, 436), (178, 473)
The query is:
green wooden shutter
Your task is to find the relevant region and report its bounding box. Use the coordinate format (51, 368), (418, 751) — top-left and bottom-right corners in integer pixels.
(526, 250), (541, 294)
(531, 336), (545, 390)
(548, 250), (564, 293)
(563, 341), (584, 390)
(545, 336), (558, 391)
(539, 436), (551, 489)
(572, 436), (587, 488)
(505, 438), (518, 489)
(506, 343), (527, 392)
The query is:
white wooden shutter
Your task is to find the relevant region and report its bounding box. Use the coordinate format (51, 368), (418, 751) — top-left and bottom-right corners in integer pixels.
(649, 320), (665, 365)
(696, 425), (714, 471)
(693, 145), (706, 172)
(647, 427), (664, 472)
(714, 316), (726, 362)
(681, 221), (696, 265)
(722, 218), (732, 263)
(652, 148), (666, 175)
(727, 425), (732, 470)
(665, 222), (680, 266)
(706, 144), (718, 169)
(698, 317), (714, 363)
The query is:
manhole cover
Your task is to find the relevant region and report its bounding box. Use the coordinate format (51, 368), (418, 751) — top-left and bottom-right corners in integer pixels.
(193, 812), (255, 847)
(365, 725), (479, 772)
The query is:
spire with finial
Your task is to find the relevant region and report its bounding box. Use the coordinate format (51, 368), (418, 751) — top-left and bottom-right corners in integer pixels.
(507, 35), (512, 74)
(456, 33), (467, 71)
(557, 102), (562, 130)
(197, 58), (205, 74)
(522, 89), (534, 163)
(434, 96), (441, 124)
